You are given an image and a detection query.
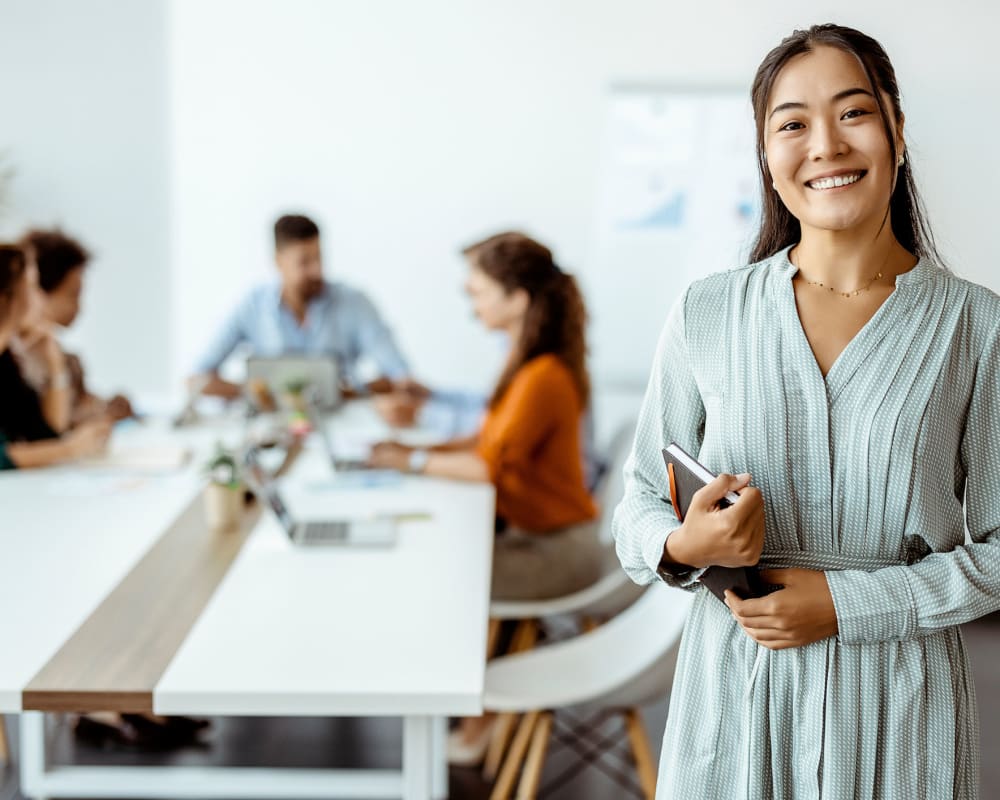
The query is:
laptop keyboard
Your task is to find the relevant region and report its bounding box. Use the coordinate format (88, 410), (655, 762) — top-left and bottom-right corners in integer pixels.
(302, 521), (349, 542)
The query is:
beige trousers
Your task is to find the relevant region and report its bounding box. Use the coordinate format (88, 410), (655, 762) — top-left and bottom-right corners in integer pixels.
(491, 520), (604, 601)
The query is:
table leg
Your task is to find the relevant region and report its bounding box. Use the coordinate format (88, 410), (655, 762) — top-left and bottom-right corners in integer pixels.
(19, 712), (47, 800)
(431, 716), (447, 799)
(403, 716), (432, 800)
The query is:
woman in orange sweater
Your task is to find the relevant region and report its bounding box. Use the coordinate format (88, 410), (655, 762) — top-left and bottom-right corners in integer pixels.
(370, 231), (602, 601)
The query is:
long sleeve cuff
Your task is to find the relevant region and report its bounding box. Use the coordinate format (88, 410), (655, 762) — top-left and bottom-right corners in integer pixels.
(826, 566), (918, 644)
(639, 514), (706, 590)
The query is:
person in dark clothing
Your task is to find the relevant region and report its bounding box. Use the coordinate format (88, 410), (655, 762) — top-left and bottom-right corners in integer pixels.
(0, 245), (109, 469)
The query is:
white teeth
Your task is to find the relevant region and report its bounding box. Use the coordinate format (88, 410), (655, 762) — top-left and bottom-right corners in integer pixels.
(808, 172), (862, 190)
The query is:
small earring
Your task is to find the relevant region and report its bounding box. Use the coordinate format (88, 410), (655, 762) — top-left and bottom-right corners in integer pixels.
(772, 181), (777, 190)
(897, 153), (905, 167)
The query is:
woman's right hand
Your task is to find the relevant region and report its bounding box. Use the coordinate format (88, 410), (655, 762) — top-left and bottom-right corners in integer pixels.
(663, 473), (765, 569)
(64, 419), (113, 460)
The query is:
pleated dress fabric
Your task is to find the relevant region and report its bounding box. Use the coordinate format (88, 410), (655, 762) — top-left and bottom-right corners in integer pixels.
(612, 246), (1000, 799)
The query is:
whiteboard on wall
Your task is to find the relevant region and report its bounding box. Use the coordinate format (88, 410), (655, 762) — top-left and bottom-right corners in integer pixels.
(584, 85), (759, 387)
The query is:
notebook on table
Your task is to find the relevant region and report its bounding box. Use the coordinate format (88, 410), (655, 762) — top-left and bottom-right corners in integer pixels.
(80, 445), (192, 473)
(661, 442), (772, 601)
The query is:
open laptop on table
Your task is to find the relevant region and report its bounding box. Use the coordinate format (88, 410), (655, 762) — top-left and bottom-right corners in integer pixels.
(243, 446), (397, 547)
(303, 401), (373, 472)
(245, 355), (342, 411)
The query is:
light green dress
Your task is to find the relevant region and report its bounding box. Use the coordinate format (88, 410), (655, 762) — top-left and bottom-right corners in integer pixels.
(613, 246), (1000, 799)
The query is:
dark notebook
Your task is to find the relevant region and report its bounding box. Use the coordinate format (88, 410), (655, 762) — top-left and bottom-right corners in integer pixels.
(661, 442), (771, 602)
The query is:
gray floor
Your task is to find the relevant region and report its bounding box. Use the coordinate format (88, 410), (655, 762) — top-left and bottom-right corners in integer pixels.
(0, 690), (666, 800)
(2, 612), (999, 799)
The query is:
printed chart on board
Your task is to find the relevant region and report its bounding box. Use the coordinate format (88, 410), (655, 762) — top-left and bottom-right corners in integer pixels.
(588, 87), (759, 386)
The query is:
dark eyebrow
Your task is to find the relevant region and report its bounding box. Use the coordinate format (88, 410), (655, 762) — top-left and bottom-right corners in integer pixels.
(768, 88), (876, 120)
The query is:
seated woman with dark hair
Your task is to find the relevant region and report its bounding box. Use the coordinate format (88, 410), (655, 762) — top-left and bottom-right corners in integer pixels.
(370, 232), (604, 764)
(1, 244), (209, 747)
(0, 245), (110, 469)
(17, 228), (134, 424)
(371, 231), (602, 599)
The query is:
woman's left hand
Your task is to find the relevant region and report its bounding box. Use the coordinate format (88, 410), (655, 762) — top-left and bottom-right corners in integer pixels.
(724, 568), (838, 650)
(368, 441), (413, 471)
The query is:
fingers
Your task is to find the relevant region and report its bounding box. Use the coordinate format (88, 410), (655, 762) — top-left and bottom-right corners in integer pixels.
(725, 590), (776, 620)
(395, 379), (431, 398)
(740, 627), (799, 649)
(694, 472), (751, 511)
(726, 590), (796, 648)
(83, 419), (112, 438)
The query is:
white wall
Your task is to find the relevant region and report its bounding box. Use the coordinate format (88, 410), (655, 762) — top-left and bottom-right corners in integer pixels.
(0, 0), (171, 396)
(3, 0), (997, 417)
(169, 0), (1000, 406)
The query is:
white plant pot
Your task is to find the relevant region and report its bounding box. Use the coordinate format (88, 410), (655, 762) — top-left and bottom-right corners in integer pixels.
(204, 482), (244, 531)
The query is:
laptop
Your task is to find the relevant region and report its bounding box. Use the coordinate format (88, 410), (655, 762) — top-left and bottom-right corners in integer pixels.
(303, 401), (371, 472)
(243, 447), (397, 547)
(245, 355), (342, 411)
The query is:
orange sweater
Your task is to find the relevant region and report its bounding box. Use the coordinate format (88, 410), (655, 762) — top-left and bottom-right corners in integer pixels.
(477, 354), (598, 533)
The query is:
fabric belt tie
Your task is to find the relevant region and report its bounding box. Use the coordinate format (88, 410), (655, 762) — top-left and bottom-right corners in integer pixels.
(757, 549), (923, 572)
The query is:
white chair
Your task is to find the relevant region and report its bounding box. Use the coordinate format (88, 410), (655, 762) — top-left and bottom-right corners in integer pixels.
(483, 583), (693, 799)
(482, 421), (643, 778)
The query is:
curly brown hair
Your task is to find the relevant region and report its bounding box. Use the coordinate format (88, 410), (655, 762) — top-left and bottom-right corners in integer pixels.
(19, 228), (90, 293)
(0, 244), (27, 310)
(463, 232), (590, 410)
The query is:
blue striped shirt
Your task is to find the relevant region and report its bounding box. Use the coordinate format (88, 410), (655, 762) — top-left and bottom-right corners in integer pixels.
(193, 281), (410, 387)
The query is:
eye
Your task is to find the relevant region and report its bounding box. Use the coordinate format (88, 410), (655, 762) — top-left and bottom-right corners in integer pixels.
(841, 108), (872, 120)
(778, 120), (804, 132)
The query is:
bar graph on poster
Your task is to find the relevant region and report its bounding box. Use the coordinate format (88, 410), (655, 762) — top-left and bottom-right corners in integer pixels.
(586, 86), (759, 386)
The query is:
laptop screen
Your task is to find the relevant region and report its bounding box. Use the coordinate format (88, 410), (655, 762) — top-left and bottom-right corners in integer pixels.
(261, 485), (295, 534)
(304, 402), (338, 466)
(244, 448), (295, 535)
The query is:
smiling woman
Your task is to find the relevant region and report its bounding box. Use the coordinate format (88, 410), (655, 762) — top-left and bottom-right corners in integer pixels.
(613, 23), (1000, 800)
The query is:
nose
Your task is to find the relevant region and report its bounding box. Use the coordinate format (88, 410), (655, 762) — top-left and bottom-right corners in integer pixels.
(808, 117), (848, 161)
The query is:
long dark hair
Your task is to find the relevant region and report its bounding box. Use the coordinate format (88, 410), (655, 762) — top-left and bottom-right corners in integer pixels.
(463, 232), (590, 410)
(749, 24), (940, 266)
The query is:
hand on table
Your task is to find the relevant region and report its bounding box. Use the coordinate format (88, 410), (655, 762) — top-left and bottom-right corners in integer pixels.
(725, 568), (838, 650)
(105, 394), (135, 422)
(373, 392), (425, 427)
(368, 441), (414, 471)
(65, 418), (113, 460)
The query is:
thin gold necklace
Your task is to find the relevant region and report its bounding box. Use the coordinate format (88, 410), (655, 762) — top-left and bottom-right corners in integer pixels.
(795, 249), (891, 299)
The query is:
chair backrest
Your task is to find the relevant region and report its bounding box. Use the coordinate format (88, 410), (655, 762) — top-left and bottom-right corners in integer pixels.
(593, 419), (637, 545)
(484, 582), (694, 713)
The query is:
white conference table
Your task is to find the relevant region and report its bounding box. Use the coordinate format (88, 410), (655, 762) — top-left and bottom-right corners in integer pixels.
(0, 403), (495, 800)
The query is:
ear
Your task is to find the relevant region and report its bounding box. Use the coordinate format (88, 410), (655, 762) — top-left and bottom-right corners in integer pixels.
(510, 287), (531, 316)
(894, 112), (906, 158)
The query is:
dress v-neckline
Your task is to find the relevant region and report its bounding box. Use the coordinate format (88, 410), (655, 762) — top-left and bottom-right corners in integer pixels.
(773, 246), (931, 402)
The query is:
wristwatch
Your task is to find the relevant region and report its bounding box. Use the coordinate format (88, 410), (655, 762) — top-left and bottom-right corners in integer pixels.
(407, 448), (430, 474)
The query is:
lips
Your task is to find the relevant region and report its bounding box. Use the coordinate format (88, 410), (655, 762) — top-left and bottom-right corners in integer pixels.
(806, 170), (866, 190)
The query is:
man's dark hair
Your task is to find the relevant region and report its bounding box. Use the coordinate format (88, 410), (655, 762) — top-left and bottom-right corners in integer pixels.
(274, 215), (320, 250)
(19, 229), (91, 293)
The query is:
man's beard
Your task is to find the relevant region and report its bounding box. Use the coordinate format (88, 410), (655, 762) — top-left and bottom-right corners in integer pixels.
(301, 279), (324, 301)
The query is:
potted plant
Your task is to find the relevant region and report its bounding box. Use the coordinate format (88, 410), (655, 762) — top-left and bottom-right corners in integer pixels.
(279, 376), (312, 415)
(202, 443), (244, 531)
